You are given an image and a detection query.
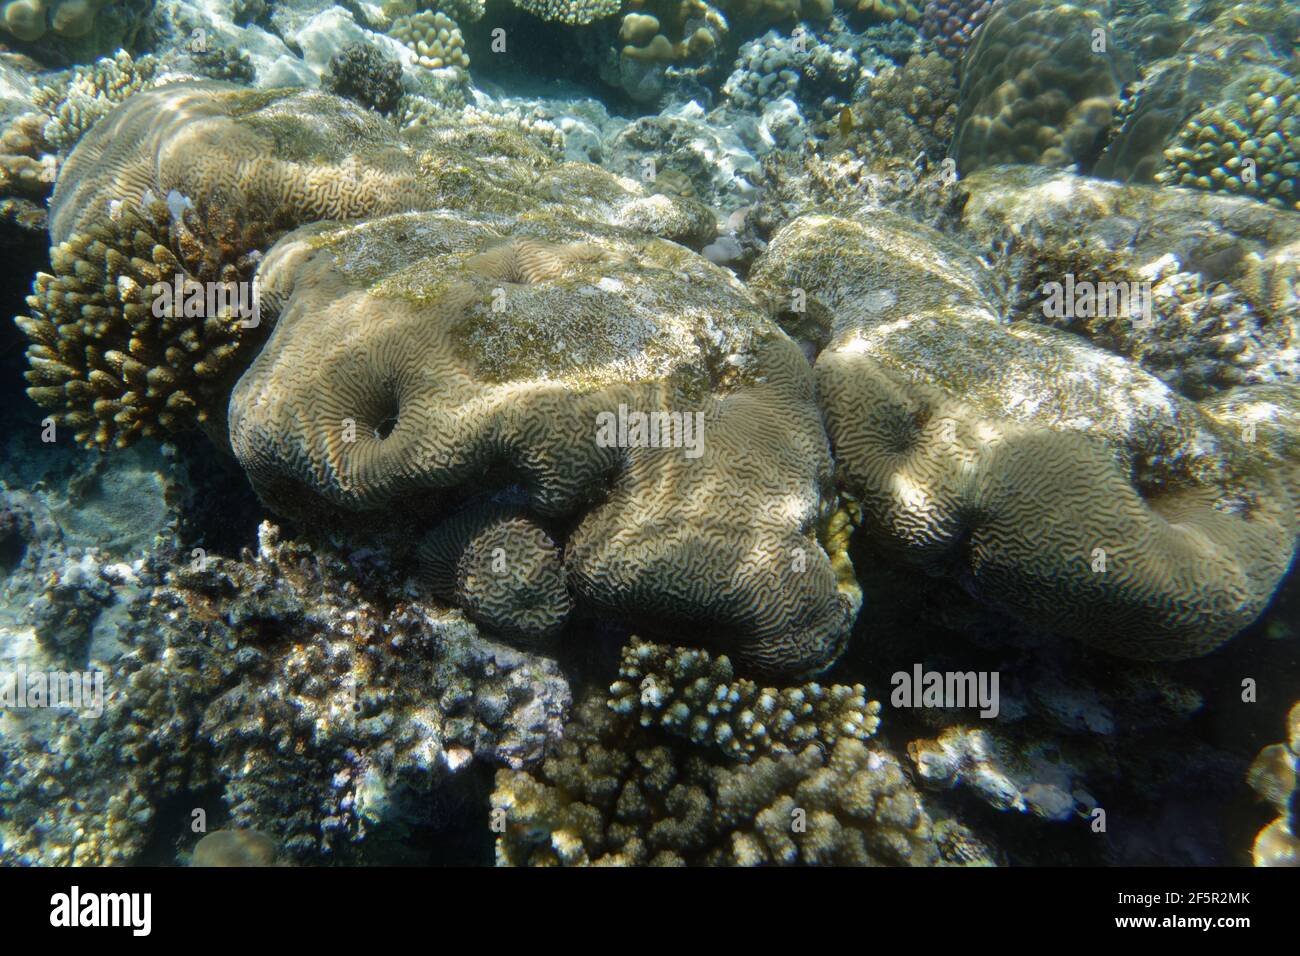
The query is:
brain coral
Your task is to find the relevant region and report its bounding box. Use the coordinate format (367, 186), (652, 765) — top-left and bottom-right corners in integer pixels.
(417, 501), (572, 641)
(228, 208), (858, 677)
(957, 165), (1300, 390)
(750, 209), (1299, 661)
(950, 0), (1135, 175)
(18, 82), (440, 449)
(26, 82), (845, 677)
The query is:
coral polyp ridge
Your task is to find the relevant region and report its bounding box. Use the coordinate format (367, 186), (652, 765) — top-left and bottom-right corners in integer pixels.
(1, 0), (1298, 868)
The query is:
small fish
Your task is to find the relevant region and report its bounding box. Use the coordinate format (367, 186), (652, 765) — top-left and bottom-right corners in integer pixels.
(838, 107), (855, 138)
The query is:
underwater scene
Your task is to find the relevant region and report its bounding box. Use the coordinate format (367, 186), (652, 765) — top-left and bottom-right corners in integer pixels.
(0, 0), (1295, 877)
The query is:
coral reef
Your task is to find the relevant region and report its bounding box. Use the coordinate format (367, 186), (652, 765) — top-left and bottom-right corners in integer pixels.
(30, 50), (163, 154)
(514, 0), (622, 24)
(961, 165), (1299, 397)
(950, 0), (1134, 174)
(606, 0), (728, 105)
(1246, 701), (1299, 866)
(0, 522), (571, 865)
(722, 20), (878, 119)
(229, 210), (856, 676)
(605, 101), (761, 212)
(18, 82), (442, 449)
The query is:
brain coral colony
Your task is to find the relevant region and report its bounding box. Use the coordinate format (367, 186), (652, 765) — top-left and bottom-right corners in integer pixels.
(0, 0), (1296, 872)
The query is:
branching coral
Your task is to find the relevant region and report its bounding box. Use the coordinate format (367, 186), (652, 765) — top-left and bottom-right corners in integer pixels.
(0, 522), (572, 865)
(513, 0), (622, 24)
(838, 51), (958, 163)
(608, 637), (880, 761)
(17, 82), (442, 449)
(493, 693), (988, 865)
(30, 50), (162, 154)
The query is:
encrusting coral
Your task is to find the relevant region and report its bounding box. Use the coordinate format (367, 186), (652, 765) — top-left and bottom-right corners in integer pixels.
(749, 206), (1299, 662)
(29, 50), (162, 154)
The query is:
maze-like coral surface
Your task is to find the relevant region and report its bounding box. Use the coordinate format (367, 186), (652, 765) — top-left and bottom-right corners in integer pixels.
(752, 210), (1299, 660)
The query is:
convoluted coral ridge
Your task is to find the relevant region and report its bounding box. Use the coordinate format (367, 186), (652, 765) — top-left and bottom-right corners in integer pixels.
(608, 637), (881, 761)
(47, 82), (431, 248)
(752, 210), (1299, 661)
(417, 501), (572, 641)
(493, 694), (987, 866)
(230, 209), (858, 676)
